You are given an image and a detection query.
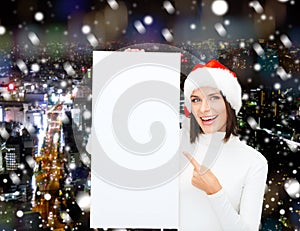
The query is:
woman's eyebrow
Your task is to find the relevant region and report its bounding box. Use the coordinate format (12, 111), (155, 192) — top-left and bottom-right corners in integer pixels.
(190, 92), (220, 98)
(207, 92), (220, 96)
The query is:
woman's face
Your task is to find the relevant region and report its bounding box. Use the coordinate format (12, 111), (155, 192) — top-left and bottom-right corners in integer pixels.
(190, 87), (227, 133)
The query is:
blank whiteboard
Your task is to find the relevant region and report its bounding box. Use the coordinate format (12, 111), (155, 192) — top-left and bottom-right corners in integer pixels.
(90, 51), (181, 229)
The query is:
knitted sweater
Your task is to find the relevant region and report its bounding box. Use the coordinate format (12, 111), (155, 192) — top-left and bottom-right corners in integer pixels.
(179, 132), (268, 231)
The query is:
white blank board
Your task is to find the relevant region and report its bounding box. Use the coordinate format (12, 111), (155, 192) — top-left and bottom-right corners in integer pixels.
(90, 51), (181, 229)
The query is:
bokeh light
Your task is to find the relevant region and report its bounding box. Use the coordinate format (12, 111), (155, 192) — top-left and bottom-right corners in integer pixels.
(211, 0), (229, 16)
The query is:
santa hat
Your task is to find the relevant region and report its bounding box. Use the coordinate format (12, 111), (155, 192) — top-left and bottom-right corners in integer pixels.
(184, 60), (242, 116)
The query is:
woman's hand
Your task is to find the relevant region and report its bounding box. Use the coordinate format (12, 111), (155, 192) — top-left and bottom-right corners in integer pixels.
(184, 152), (222, 195)
(123, 48), (145, 52)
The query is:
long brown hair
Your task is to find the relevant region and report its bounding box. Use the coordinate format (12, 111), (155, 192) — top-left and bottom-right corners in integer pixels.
(190, 94), (238, 143)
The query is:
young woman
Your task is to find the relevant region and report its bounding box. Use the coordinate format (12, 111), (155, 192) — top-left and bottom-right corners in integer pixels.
(180, 60), (268, 230)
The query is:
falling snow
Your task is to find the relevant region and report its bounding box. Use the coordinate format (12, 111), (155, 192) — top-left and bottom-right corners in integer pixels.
(0, 0), (299, 230)
(211, 0), (229, 16)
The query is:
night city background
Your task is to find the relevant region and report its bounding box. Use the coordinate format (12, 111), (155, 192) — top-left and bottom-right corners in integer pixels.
(0, 0), (299, 230)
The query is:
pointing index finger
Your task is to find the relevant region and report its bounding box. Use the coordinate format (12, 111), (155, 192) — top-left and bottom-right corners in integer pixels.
(184, 152), (200, 170)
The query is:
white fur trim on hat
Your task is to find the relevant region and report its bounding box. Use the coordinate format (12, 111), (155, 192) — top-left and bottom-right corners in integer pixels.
(184, 65), (242, 114)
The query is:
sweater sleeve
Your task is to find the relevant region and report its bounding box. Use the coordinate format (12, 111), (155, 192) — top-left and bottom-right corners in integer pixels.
(207, 157), (268, 231)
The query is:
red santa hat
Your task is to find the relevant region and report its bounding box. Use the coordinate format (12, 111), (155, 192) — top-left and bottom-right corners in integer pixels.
(184, 59), (242, 116)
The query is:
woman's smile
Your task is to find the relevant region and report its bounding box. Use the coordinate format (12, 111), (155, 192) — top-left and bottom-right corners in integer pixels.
(191, 87), (227, 133)
(200, 115), (218, 125)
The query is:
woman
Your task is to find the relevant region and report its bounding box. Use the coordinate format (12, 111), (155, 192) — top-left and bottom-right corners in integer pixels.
(180, 60), (268, 230)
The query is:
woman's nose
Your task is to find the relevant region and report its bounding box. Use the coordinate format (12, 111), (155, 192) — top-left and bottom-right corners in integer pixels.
(200, 98), (210, 112)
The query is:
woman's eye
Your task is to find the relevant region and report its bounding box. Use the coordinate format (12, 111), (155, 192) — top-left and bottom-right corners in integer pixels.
(191, 98), (200, 103)
(210, 96), (220, 101)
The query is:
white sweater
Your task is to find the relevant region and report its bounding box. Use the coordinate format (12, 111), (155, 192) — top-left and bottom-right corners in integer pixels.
(179, 131), (268, 231)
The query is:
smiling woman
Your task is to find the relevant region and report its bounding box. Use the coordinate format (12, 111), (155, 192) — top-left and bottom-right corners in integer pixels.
(180, 59), (268, 230)
(190, 88), (227, 133)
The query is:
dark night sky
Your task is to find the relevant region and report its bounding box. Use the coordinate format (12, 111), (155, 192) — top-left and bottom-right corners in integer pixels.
(0, 0), (299, 92)
(0, 0), (299, 31)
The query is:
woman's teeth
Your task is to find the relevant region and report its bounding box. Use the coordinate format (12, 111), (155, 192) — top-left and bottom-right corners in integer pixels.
(201, 115), (217, 121)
